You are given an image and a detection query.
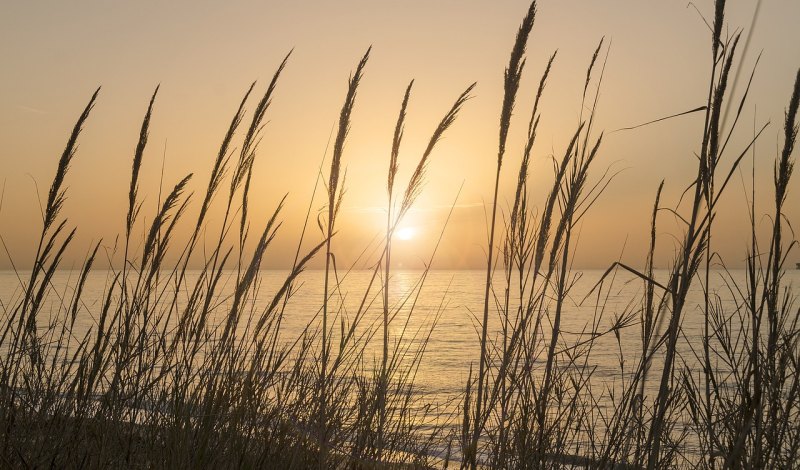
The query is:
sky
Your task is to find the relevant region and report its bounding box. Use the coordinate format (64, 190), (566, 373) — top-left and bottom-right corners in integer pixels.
(1, 1), (799, 271)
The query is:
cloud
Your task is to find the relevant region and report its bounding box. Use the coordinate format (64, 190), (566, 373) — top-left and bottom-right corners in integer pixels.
(343, 202), (484, 214)
(16, 104), (47, 115)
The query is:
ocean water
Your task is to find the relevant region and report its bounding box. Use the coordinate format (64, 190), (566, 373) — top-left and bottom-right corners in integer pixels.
(1, 267), (798, 459)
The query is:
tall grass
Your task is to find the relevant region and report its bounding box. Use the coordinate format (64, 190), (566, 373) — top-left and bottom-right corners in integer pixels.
(457, 0), (800, 469)
(1, 1), (799, 468)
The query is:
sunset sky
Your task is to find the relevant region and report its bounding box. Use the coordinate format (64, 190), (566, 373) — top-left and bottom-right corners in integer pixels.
(1, 0), (799, 270)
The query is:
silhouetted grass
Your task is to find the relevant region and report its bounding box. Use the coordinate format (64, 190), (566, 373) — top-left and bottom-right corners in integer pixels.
(1, 1), (799, 468)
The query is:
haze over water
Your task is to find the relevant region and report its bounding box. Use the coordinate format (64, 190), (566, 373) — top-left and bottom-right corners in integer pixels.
(5, 267), (795, 460)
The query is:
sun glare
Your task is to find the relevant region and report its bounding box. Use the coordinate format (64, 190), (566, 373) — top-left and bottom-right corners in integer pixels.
(395, 226), (416, 241)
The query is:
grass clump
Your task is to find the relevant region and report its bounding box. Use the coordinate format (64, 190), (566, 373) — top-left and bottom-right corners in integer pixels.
(1, 1), (799, 469)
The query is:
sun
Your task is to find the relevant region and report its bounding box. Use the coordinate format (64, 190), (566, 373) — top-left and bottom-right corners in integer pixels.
(395, 226), (416, 241)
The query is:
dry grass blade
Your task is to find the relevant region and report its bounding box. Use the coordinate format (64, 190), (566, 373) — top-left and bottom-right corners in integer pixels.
(471, 3), (536, 468)
(195, 82), (255, 234)
(44, 87), (100, 233)
(320, 46), (371, 467)
(329, 47), (371, 211)
(497, 1), (536, 166)
(234, 50), (292, 194)
(400, 82), (474, 217)
(141, 174), (192, 270)
(776, 67), (800, 206)
(388, 80), (413, 197)
(127, 85), (159, 236)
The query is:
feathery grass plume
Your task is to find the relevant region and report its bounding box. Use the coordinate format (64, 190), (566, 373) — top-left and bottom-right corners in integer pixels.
(16, 87), (99, 351)
(646, 2), (745, 466)
(388, 80), (413, 198)
(470, 3), (536, 468)
(378, 79), (413, 463)
(120, 86), (159, 314)
(183, 55), (293, 357)
(583, 38), (604, 100)
(147, 188), (191, 277)
(329, 47), (371, 217)
(69, 241), (101, 328)
(43, 87), (100, 234)
(697, 32), (740, 467)
(695, 0), (730, 203)
(511, 51), (556, 246)
(714, 67), (800, 469)
(256, 238), (328, 335)
(712, 0), (727, 60)
(707, 34), (741, 178)
(483, 40), (612, 463)
(530, 136), (605, 465)
(776, 67), (800, 208)
(760, 67), (800, 463)
(399, 82), (474, 217)
(533, 123), (582, 288)
(208, 64), (291, 281)
(240, 163), (253, 252)
(497, 2), (536, 167)
(233, 50), (292, 196)
(714, 56), (761, 167)
(168, 83), (254, 347)
(127, 85), (159, 237)
(28, 227), (76, 333)
(141, 174), (192, 271)
(578, 38), (607, 158)
(320, 46), (370, 466)
(225, 196), (286, 338)
(377, 80), (472, 463)
(494, 53), (555, 466)
(194, 82), (255, 239)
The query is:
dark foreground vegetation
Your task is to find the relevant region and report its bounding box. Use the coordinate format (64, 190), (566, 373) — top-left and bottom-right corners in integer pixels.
(2, 0), (799, 468)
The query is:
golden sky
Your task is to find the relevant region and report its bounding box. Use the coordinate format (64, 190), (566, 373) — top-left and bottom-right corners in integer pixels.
(1, 1), (799, 270)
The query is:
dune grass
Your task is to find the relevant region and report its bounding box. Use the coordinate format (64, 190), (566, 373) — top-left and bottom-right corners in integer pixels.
(1, 0), (799, 468)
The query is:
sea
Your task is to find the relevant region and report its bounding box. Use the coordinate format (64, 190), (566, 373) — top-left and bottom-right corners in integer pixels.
(1, 268), (798, 461)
